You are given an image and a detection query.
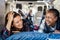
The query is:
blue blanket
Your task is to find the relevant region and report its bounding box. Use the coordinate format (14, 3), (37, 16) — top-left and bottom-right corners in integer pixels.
(6, 32), (60, 40)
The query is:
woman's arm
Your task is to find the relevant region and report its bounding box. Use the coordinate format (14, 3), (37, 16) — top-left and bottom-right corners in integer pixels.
(6, 12), (14, 31)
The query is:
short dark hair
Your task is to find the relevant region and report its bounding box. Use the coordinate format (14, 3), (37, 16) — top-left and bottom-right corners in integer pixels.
(56, 18), (60, 31)
(47, 9), (59, 19)
(47, 9), (60, 31)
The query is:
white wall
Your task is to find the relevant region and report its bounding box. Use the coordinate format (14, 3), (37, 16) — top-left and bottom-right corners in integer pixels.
(54, 0), (60, 12)
(0, 0), (5, 31)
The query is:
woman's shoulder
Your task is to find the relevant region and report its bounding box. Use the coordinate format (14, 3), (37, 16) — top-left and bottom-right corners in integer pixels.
(1, 27), (11, 40)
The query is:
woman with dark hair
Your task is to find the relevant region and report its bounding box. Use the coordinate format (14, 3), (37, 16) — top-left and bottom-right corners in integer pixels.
(5, 11), (24, 33)
(38, 8), (60, 33)
(1, 11), (32, 40)
(43, 9), (60, 33)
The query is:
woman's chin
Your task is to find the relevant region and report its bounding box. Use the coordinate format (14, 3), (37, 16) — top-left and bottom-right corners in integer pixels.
(46, 23), (51, 26)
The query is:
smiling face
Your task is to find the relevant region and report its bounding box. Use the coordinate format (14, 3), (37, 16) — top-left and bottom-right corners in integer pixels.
(13, 16), (23, 29)
(45, 12), (57, 26)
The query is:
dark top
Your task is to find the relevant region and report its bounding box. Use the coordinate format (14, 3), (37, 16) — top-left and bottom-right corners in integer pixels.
(43, 18), (60, 33)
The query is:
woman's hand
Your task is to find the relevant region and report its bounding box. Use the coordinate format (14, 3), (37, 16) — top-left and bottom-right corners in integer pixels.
(7, 12), (14, 22)
(6, 12), (14, 31)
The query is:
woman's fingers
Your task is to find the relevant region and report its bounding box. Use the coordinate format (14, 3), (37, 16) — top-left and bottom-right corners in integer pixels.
(6, 12), (14, 31)
(8, 12), (14, 21)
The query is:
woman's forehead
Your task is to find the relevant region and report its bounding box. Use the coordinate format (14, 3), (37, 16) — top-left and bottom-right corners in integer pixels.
(46, 12), (56, 17)
(14, 16), (21, 20)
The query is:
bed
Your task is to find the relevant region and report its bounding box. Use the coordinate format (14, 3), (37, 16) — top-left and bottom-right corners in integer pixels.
(6, 32), (60, 40)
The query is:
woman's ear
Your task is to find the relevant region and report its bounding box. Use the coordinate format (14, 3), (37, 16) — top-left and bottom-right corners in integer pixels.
(55, 17), (58, 22)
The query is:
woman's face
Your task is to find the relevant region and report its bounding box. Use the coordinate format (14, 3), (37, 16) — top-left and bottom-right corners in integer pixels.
(13, 16), (23, 29)
(45, 12), (57, 26)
